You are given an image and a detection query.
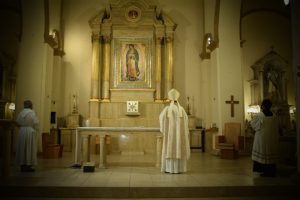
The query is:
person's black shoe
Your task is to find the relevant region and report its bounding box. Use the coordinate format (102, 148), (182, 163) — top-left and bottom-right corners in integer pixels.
(26, 168), (35, 172)
(260, 173), (275, 177)
(20, 165), (35, 172)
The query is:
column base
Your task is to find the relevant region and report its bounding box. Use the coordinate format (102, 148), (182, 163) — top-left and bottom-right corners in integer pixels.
(155, 99), (164, 103)
(101, 98), (110, 103)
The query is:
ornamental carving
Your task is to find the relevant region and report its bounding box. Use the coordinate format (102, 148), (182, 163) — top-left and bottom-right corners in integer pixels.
(125, 5), (141, 22)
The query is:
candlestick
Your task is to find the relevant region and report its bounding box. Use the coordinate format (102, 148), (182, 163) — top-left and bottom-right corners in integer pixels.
(187, 96), (191, 115)
(72, 94), (78, 114)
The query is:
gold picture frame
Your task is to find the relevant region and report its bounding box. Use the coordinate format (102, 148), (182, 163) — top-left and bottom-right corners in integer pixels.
(113, 38), (152, 88)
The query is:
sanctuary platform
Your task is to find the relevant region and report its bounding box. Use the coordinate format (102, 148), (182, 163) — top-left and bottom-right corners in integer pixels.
(0, 151), (299, 199)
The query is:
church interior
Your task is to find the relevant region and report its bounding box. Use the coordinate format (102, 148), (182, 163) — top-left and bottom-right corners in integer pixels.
(1, 0), (300, 199)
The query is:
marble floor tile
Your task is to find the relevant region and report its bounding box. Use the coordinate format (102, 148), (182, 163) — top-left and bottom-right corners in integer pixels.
(3, 151), (297, 188)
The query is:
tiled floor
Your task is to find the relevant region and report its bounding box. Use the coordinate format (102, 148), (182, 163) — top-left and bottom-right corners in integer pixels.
(1, 151), (299, 199)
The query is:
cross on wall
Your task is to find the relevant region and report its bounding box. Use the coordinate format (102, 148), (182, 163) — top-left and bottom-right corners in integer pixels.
(225, 95), (239, 117)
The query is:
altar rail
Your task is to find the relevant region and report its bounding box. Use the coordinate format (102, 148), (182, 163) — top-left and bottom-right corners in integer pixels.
(75, 127), (162, 168)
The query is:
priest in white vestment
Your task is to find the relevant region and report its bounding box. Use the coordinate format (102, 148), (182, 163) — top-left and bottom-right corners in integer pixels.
(159, 89), (190, 174)
(250, 99), (279, 177)
(15, 100), (39, 172)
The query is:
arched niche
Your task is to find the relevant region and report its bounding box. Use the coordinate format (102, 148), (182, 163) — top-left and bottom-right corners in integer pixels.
(250, 50), (291, 132)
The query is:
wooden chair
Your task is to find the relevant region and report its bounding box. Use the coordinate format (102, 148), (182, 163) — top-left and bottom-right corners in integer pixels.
(42, 132), (63, 159)
(217, 122), (244, 159)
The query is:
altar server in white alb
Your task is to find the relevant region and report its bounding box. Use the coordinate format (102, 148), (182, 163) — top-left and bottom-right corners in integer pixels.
(159, 88), (190, 174)
(15, 100), (39, 172)
(250, 99), (279, 177)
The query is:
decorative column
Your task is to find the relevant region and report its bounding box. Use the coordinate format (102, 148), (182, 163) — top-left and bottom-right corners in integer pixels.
(155, 37), (163, 101)
(91, 33), (101, 99)
(82, 135), (90, 163)
(102, 35), (111, 102)
(156, 134), (163, 168)
(99, 135), (106, 168)
(165, 36), (174, 93)
(88, 12), (103, 127)
(248, 79), (259, 105)
(89, 32), (101, 126)
(258, 70), (264, 102)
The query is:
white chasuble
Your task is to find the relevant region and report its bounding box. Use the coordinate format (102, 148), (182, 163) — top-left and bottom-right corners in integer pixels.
(159, 102), (190, 174)
(250, 112), (279, 164)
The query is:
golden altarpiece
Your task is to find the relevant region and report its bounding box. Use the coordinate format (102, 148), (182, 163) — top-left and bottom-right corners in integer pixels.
(85, 0), (180, 156)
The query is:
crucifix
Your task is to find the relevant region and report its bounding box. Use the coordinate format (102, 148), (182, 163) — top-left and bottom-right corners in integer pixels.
(225, 95), (239, 117)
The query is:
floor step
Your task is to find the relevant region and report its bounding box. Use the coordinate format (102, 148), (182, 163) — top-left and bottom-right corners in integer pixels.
(1, 185), (299, 199)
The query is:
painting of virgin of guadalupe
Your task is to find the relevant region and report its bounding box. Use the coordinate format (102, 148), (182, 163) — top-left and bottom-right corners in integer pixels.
(126, 44), (140, 81)
(121, 43), (146, 82)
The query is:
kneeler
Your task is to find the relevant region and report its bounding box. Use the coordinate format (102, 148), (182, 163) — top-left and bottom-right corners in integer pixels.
(217, 122), (244, 159)
(42, 132), (64, 159)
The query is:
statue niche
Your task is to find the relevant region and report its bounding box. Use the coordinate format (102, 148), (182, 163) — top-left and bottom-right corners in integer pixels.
(263, 60), (285, 104)
(250, 51), (291, 132)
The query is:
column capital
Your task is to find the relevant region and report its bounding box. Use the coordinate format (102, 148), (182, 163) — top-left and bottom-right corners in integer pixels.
(165, 36), (174, 43)
(91, 33), (101, 42)
(156, 37), (163, 44)
(103, 35), (112, 43)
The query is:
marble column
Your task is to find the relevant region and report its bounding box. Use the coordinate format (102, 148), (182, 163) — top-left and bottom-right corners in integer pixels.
(258, 70), (264, 102)
(89, 33), (101, 126)
(82, 135), (90, 163)
(99, 135), (106, 168)
(155, 37), (163, 101)
(156, 135), (163, 168)
(102, 36), (111, 102)
(165, 36), (174, 93)
(249, 79), (259, 105)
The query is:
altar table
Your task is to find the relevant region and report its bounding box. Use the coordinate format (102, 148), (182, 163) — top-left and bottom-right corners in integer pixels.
(74, 127), (205, 168)
(74, 127), (162, 168)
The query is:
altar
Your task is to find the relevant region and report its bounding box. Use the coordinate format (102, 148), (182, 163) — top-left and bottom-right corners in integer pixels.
(74, 126), (205, 168)
(74, 127), (162, 168)
(72, 0), (192, 169)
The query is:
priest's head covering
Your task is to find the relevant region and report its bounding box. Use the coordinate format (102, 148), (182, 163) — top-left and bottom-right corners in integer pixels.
(168, 88), (180, 101)
(24, 100), (33, 109)
(167, 88), (183, 117)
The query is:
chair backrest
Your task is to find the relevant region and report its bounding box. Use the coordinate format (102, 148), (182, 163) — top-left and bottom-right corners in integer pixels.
(224, 122), (241, 147)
